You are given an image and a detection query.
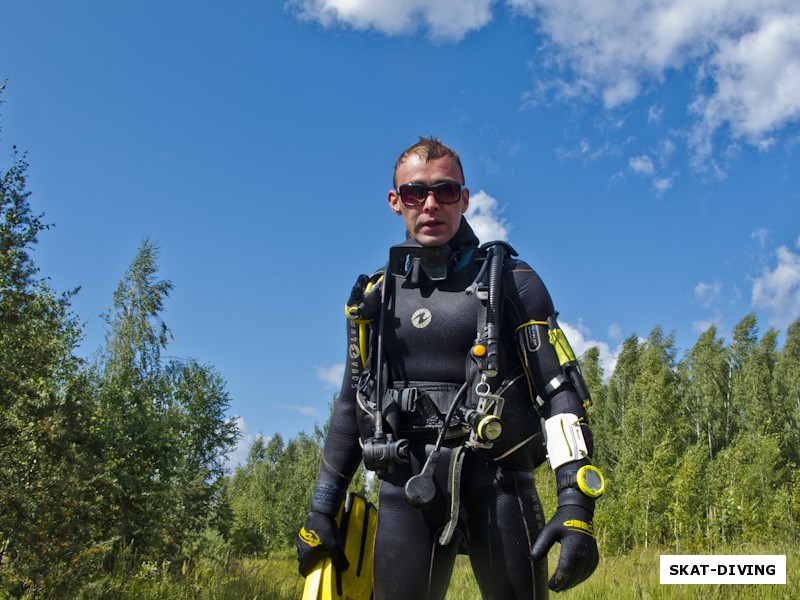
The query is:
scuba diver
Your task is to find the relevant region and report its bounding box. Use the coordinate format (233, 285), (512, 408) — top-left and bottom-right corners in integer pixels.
(297, 136), (604, 599)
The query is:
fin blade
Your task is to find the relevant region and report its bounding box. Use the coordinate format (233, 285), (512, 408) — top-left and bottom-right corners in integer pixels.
(302, 557), (333, 600)
(338, 493), (377, 600)
(304, 493), (376, 600)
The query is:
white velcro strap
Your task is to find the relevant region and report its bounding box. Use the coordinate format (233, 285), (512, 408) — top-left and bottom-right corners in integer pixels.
(544, 413), (588, 470)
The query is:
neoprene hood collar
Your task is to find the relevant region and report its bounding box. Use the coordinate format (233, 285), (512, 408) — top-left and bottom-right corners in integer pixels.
(392, 218), (479, 283)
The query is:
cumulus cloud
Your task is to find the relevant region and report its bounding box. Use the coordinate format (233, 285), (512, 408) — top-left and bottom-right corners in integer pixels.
(652, 175), (676, 193)
(751, 243), (800, 329)
(691, 13), (800, 155)
(288, 1), (800, 163)
(517, 0), (800, 163)
(285, 0), (495, 42)
(515, 3), (799, 107)
(556, 138), (616, 165)
(560, 320), (618, 379)
(464, 189), (509, 243)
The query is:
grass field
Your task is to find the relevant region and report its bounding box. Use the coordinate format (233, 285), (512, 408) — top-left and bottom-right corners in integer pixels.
(67, 543), (797, 599)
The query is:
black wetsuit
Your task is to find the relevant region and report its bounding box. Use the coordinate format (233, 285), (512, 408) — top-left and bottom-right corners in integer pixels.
(312, 219), (590, 600)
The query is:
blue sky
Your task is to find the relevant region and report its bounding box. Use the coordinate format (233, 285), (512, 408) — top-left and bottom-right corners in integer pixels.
(3, 1), (799, 468)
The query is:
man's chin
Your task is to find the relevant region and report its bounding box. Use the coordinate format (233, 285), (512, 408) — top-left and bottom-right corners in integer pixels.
(412, 227), (455, 247)
(412, 234), (450, 247)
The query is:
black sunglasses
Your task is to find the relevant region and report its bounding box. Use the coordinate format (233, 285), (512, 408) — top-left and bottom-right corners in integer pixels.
(396, 180), (464, 207)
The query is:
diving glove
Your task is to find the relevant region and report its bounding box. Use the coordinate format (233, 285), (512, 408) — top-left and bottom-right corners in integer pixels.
(530, 489), (599, 592)
(296, 510), (349, 577)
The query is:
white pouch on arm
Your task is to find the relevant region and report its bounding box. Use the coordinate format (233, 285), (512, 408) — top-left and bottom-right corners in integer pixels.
(544, 413), (588, 470)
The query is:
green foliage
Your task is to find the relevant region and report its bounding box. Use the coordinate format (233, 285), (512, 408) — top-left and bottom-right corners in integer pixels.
(0, 128), (238, 596)
(89, 239), (238, 565)
(225, 395), (382, 557)
(591, 317), (800, 556)
(773, 320), (800, 464)
(228, 429), (325, 555)
(1, 112), (104, 597)
(227, 435), (281, 554)
(680, 325), (730, 457)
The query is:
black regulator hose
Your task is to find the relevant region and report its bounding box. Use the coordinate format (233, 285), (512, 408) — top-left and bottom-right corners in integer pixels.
(484, 244), (506, 377)
(373, 264), (390, 440)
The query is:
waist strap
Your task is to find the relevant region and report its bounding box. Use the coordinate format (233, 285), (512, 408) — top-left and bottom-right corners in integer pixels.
(388, 381), (464, 434)
(389, 381), (463, 414)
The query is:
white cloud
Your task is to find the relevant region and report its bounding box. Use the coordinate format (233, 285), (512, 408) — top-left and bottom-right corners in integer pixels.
(695, 280), (722, 309)
(692, 14), (800, 149)
(518, 0), (800, 162)
(316, 363), (345, 389)
(464, 189), (509, 243)
(630, 154), (655, 175)
(285, 0), (495, 42)
(287, 1), (800, 167)
(608, 323), (622, 339)
(656, 139), (677, 166)
(751, 244), (800, 329)
(560, 320), (618, 379)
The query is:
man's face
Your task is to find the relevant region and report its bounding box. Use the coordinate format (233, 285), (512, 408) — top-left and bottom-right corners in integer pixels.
(388, 154), (470, 247)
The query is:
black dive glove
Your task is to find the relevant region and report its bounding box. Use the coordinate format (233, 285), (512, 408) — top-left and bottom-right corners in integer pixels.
(296, 510), (349, 577)
(530, 489), (599, 592)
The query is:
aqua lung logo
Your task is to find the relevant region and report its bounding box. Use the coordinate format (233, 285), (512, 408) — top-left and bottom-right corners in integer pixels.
(524, 325), (541, 352)
(349, 344), (360, 359)
(411, 308), (432, 329)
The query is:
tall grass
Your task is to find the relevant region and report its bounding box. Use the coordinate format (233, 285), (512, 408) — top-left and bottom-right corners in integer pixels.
(446, 544), (798, 599)
(71, 544), (796, 599)
(70, 551), (303, 600)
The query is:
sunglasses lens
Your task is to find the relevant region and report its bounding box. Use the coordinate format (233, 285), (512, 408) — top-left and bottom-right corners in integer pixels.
(397, 182), (462, 206)
(433, 181), (461, 204)
(399, 184), (427, 206)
